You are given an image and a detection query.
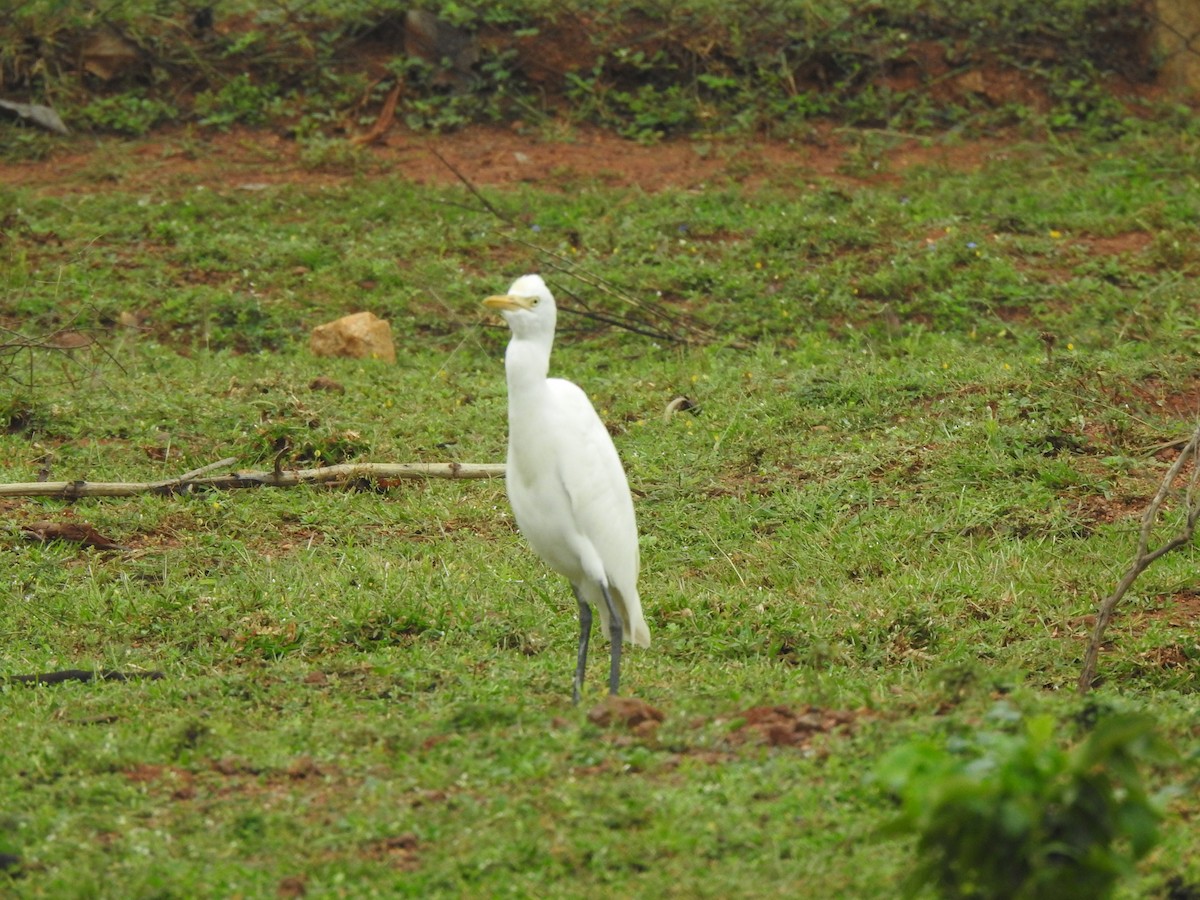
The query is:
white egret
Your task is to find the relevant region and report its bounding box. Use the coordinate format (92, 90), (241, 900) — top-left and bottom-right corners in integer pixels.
(483, 274), (650, 703)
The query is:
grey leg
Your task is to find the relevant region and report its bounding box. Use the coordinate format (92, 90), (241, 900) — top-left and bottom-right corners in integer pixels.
(598, 583), (624, 696)
(571, 585), (592, 705)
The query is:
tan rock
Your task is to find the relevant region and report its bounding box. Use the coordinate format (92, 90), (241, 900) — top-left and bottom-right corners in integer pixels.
(81, 30), (140, 81)
(1156, 0), (1200, 95)
(309, 312), (395, 363)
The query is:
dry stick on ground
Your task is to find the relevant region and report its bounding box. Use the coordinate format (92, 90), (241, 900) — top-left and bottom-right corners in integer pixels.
(352, 79), (404, 146)
(0, 458), (504, 499)
(1078, 422), (1200, 693)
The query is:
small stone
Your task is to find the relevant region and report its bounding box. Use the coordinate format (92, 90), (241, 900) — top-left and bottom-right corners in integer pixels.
(956, 69), (987, 96)
(310, 312), (395, 363)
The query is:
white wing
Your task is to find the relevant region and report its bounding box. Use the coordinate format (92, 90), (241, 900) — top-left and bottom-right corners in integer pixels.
(546, 378), (639, 581)
(506, 378), (648, 646)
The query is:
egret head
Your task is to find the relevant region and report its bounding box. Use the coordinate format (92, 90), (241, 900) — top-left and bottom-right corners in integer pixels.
(483, 274), (556, 339)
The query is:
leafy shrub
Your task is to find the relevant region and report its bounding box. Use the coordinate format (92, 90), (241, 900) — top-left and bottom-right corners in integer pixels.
(194, 74), (281, 128)
(79, 93), (177, 135)
(0, 0), (1158, 144)
(875, 704), (1168, 899)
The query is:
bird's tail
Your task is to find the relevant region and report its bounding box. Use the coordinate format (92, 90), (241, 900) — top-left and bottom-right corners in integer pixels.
(587, 581), (651, 649)
(613, 586), (651, 649)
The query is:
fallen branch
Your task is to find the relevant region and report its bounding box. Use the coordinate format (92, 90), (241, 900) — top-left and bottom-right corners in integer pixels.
(352, 78), (403, 145)
(0, 459), (504, 499)
(1078, 423), (1200, 693)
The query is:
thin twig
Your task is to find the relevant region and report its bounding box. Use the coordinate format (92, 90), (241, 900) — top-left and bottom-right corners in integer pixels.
(559, 304), (687, 343)
(427, 146), (513, 223)
(699, 525), (747, 589)
(0, 460), (504, 499)
(1078, 423), (1200, 693)
(272, 443), (290, 479)
(426, 148), (716, 345)
(168, 457), (241, 484)
(1, 309), (130, 403)
(516, 239), (709, 339)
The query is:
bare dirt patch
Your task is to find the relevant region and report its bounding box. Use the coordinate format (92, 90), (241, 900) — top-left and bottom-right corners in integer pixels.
(1146, 588), (1200, 628)
(125, 754), (355, 812)
(1078, 232), (1154, 257)
(0, 124), (1016, 198)
(1150, 378), (1200, 420)
(587, 695), (666, 739)
(360, 833), (422, 871)
(1069, 589), (1200, 677)
(1095, 374), (1200, 421)
(1072, 493), (1149, 527)
(724, 704), (860, 749)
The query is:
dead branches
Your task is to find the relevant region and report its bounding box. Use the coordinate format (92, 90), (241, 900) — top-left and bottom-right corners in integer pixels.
(1, 320), (121, 399)
(427, 148), (717, 347)
(1078, 422), (1200, 693)
(0, 458), (504, 499)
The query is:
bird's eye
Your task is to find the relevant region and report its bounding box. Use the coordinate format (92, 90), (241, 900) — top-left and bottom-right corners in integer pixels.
(530, 298), (540, 306)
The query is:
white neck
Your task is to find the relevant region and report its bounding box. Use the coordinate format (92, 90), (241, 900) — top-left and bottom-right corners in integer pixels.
(504, 333), (551, 393)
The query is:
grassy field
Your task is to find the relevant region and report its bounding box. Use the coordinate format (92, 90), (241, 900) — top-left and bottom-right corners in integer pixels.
(2, 122), (1200, 897)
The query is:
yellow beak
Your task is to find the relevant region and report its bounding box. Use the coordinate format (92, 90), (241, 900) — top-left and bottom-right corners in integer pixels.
(483, 294), (535, 312)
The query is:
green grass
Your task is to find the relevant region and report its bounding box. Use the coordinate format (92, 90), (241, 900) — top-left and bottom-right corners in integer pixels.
(2, 125), (1200, 897)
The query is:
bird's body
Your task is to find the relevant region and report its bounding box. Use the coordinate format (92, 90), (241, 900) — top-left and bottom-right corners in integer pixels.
(505, 375), (648, 647)
(484, 275), (649, 702)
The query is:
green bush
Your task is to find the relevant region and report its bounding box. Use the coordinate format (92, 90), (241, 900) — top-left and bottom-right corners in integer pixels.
(79, 93), (177, 135)
(875, 704), (1169, 900)
(194, 73), (280, 129)
(0, 0), (1159, 141)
